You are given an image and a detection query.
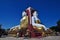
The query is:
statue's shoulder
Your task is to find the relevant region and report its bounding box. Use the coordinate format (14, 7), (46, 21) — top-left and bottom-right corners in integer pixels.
(24, 16), (28, 17)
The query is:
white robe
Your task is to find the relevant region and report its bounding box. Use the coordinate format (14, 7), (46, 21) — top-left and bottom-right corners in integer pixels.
(32, 16), (47, 30)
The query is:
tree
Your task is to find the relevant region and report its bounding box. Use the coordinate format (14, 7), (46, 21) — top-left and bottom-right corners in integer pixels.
(0, 24), (8, 37)
(57, 20), (60, 27)
(0, 24), (2, 37)
(0, 24), (2, 29)
(50, 20), (60, 32)
(57, 20), (60, 32)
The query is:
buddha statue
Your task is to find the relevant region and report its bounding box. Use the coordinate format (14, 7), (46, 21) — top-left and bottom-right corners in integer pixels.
(31, 11), (47, 31)
(20, 11), (28, 29)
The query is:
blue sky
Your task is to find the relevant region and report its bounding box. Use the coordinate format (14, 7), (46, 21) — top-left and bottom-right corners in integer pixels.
(0, 0), (60, 29)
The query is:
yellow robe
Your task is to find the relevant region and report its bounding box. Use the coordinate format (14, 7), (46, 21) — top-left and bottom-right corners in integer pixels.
(20, 16), (28, 29)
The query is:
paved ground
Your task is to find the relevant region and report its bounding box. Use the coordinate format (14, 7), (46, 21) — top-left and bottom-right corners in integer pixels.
(0, 36), (60, 40)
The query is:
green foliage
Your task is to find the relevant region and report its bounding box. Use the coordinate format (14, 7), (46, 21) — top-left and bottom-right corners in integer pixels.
(50, 26), (56, 30)
(57, 20), (60, 26)
(50, 20), (60, 32)
(0, 24), (2, 29)
(0, 24), (8, 37)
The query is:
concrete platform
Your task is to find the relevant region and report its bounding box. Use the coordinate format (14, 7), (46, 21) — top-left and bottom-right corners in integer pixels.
(0, 36), (60, 40)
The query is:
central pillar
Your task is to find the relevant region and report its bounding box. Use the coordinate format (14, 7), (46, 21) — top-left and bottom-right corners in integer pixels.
(26, 7), (36, 37)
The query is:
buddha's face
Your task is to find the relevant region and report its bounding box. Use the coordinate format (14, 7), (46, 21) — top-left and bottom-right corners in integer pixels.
(33, 11), (38, 16)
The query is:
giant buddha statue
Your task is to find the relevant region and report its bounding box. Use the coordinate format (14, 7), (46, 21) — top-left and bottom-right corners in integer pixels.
(20, 10), (47, 31)
(20, 11), (28, 29)
(32, 11), (47, 31)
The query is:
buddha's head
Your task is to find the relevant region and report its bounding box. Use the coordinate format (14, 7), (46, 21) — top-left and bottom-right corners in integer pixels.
(22, 11), (27, 17)
(33, 11), (38, 17)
